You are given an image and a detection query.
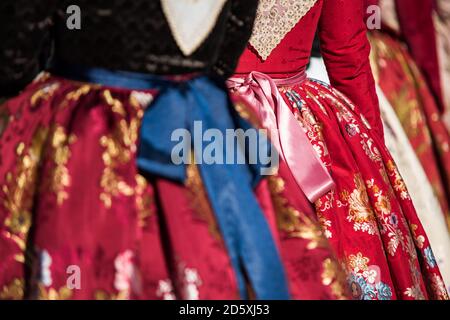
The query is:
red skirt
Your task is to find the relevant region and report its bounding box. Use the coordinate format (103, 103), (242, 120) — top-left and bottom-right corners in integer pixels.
(229, 71), (449, 300)
(280, 79), (448, 299)
(0, 73), (347, 300)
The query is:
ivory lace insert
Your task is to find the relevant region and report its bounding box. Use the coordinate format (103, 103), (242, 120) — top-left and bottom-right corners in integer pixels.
(249, 0), (318, 61)
(161, 0), (227, 56)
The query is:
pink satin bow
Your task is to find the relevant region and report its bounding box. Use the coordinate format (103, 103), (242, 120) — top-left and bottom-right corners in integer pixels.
(227, 71), (335, 202)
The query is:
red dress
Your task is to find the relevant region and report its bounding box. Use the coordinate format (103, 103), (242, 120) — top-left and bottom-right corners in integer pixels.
(230, 0), (448, 300)
(0, 1), (347, 300)
(368, 0), (450, 227)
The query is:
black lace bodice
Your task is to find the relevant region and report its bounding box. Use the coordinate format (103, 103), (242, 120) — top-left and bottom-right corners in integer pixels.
(0, 0), (258, 96)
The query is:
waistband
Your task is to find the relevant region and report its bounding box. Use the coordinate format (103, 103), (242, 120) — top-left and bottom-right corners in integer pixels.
(232, 69), (308, 87)
(272, 69), (308, 86)
(50, 61), (200, 90)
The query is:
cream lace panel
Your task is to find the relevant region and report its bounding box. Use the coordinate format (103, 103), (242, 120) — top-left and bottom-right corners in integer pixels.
(249, 0), (319, 61)
(161, 0), (227, 56)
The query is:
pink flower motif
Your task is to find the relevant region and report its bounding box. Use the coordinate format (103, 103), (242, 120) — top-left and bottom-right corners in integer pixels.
(364, 265), (382, 284)
(114, 250), (134, 292)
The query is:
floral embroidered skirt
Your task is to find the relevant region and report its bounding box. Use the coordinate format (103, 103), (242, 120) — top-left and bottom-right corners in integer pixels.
(0, 73), (348, 300)
(275, 79), (449, 300)
(369, 31), (450, 229)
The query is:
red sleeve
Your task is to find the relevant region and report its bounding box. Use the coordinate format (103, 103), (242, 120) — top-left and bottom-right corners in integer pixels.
(319, 0), (383, 139)
(395, 0), (444, 112)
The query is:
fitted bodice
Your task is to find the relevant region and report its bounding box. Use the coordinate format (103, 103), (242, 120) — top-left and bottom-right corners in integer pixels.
(236, 0), (322, 77)
(0, 0), (258, 96)
(235, 0), (383, 139)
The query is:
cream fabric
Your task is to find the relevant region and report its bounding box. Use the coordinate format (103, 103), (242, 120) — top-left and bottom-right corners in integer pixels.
(161, 0), (227, 56)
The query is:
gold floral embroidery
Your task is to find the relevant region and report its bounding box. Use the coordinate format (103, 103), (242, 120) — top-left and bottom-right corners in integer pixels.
(404, 285), (426, 300)
(409, 224), (425, 249)
(46, 125), (76, 205)
(288, 95), (335, 239)
(374, 194), (392, 216)
(365, 179), (402, 256)
(3, 231), (26, 263)
(386, 160), (410, 200)
(321, 258), (348, 300)
(100, 133), (134, 208)
(186, 160), (222, 241)
(0, 278), (24, 300)
(3, 128), (48, 236)
(316, 202), (333, 239)
(30, 83), (60, 107)
(135, 174), (154, 228)
(430, 274), (450, 300)
(268, 176), (328, 249)
(104, 90), (126, 116)
(66, 85), (92, 101)
(340, 174), (377, 235)
(94, 290), (129, 300)
(364, 179), (425, 299)
(348, 253), (370, 273)
(38, 285), (73, 300)
(99, 90), (143, 208)
(360, 133), (383, 163)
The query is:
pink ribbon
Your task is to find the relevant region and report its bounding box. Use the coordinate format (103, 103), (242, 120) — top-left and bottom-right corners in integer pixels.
(227, 71), (335, 202)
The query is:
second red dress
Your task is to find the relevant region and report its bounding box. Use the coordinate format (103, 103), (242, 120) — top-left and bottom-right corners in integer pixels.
(229, 0), (448, 300)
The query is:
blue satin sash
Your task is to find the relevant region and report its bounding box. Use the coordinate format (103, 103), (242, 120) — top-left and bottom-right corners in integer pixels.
(52, 64), (291, 300)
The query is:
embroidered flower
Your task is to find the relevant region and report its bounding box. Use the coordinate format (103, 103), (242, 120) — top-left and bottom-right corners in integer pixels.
(405, 285), (425, 300)
(180, 265), (202, 300)
(348, 263), (391, 300)
(362, 268), (378, 284)
(360, 283), (377, 300)
(313, 144), (323, 157)
(346, 175), (376, 229)
(156, 279), (176, 300)
(349, 274), (376, 300)
(114, 250), (135, 293)
(374, 194), (391, 215)
(348, 253), (369, 272)
(430, 274), (449, 299)
(183, 268), (202, 300)
(375, 282), (393, 300)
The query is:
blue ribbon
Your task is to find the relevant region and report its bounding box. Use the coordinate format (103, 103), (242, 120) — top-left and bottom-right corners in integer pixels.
(52, 64), (290, 300)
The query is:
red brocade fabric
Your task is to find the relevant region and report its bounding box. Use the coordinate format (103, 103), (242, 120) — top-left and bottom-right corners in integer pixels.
(0, 74), (348, 299)
(236, 0), (383, 140)
(231, 0), (449, 299)
(279, 80), (448, 299)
